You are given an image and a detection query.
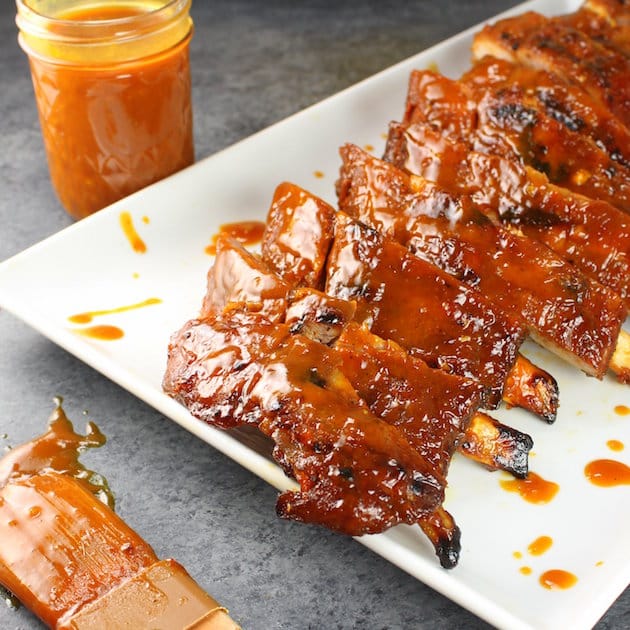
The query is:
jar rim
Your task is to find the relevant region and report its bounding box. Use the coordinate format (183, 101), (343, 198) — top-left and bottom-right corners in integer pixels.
(15, 0), (191, 44)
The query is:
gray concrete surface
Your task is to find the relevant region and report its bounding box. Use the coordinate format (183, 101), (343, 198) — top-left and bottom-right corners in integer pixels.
(1, 1), (629, 628)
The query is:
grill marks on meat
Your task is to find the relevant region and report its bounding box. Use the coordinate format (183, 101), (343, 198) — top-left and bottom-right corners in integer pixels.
(405, 67), (630, 213)
(472, 11), (630, 128)
(337, 144), (627, 379)
(384, 121), (630, 307)
(463, 57), (630, 172)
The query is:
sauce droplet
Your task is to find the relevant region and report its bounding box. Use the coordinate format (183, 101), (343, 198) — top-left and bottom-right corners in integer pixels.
(519, 566), (532, 575)
(119, 211), (147, 254)
(68, 297), (162, 324)
(528, 535), (553, 556)
(499, 472), (559, 504)
(72, 325), (124, 341)
(584, 459), (630, 487)
(313, 170), (325, 179)
(614, 405), (629, 416)
(141, 215), (150, 224)
(606, 439), (624, 452)
(539, 569), (578, 590)
(205, 220), (266, 256)
(596, 560), (604, 567)
(513, 551), (523, 559)
(363, 144), (374, 152)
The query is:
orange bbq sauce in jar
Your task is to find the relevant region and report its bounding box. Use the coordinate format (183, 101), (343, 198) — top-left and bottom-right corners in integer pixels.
(16, 0), (194, 219)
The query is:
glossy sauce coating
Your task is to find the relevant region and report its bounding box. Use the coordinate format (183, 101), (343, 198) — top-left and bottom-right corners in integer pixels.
(499, 471), (559, 504)
(205, 221), (266, 256)
(337, 144), (626, 378)
(0, 398), (112, 507)
(68, 297), (162, 324)
(0, 400), (157, 626)
(24, 5), (194, 219)
(385, 120), (630, 306)
(334, 323), (483, 474)
(261, 186), (535, 480)
(164, 309), (445, 536)
(326, 213), (525, 407)
(262, 184), (539, 413)
(584, 458), (630, 486)
(262, 182), (335, 289)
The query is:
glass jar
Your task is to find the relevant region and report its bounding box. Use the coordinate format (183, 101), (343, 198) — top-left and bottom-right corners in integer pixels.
(16, 0), (194, 220)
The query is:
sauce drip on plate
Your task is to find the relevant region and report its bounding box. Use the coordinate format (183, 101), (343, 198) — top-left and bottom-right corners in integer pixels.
(584, 459), (630, 487)
(539, 569), (578, 590)
(120, 212), (147, 254)
(614, 405), (630, 416)
(527, 535), (553, 556)
(499, 471), (559, 504)
(606, 440), (624, 452)
(68, 297), (162, 324)
(72, 325), (124, 341)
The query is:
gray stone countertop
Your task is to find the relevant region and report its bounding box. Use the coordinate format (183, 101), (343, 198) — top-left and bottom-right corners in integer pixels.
(1, 1), (628, 628)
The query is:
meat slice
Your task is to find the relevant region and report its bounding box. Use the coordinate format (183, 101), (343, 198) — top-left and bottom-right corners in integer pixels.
(261, 181), (335, 290)
(384, 121), (630, 306)
(337, 144), (627, 379)
(164, 310), (445, 536)
(201, 234), (290, 321)
(471, 12), (630, 127)
(404, 67), (630, 213)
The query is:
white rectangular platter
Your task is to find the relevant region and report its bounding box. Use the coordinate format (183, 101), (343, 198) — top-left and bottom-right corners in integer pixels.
(0, 0), (629, 628)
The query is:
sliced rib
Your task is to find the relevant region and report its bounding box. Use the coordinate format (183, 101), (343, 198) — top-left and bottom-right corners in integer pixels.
(384, 121), (630, 307)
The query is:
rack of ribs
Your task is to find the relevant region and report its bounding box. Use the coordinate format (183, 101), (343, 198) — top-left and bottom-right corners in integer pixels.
(337, 144), (628, 381)
(164, 227), (535, 568)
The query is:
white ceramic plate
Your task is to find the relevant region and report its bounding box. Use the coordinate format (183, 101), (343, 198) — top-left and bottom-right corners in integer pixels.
(1, 0), (629, 627)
